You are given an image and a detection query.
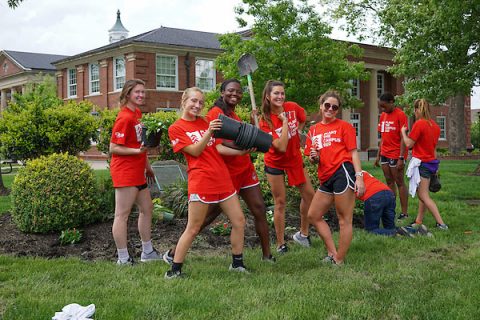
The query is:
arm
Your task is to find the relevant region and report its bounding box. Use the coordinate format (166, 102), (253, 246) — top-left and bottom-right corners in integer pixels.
(181, 118), (222, 157)
(109, 142), (146, 156)
(217, 144), (253, 156)
(351, 149), (365, 197)
(400, 126), (415, 149)
(374, 138), (381, 167)
(397, 136), (406, 170)
(271, 112), (289, 153)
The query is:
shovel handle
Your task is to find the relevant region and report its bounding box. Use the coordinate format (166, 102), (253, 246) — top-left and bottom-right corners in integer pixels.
(247, 74), (259, 127)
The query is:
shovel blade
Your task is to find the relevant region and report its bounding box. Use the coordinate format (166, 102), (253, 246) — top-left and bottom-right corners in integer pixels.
(237, 53), (258, 76)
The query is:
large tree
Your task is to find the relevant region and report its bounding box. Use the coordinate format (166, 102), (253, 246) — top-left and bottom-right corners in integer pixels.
(216, 0), (368, 113)
(325, 0), (480, 154)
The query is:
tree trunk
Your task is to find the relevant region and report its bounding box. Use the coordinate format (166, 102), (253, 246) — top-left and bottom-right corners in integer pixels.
(447, 94), (466, 155)
(0, 172), (9, 196)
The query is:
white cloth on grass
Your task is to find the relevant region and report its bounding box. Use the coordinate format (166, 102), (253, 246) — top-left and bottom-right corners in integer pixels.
(52, 303), (95, 320)
(406, 157), (422, 197)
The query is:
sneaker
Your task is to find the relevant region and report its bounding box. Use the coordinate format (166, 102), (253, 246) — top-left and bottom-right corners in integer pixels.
(116, 256), (134, 266)
(229, 264), (250, 273)
(397, 213), (409, 220)
(436, 223), (449, 230)
(140, 249), (162, 262)
(162, 249), (174, 266)
(164, 269), (183, 279)
(276, 243), (288, 254)
(396, 226), (415, 238)
(322, 255), (340, 266)
(417, 224), (433, 237)
(262, 255), (276, 263)
(292, 231), (311, 247)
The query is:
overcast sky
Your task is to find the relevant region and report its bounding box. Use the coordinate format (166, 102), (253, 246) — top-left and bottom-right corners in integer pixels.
(1, 0), (478, 108)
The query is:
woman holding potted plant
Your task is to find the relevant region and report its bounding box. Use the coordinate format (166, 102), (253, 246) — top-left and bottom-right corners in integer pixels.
(109, 79), (161, 265)
(165, 87), (250, 279)
(163, 79), (274, 264)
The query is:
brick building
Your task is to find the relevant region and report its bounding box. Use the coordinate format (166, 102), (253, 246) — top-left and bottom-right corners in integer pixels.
(0, 50), (68, 111)
(52, 12), (471, 151)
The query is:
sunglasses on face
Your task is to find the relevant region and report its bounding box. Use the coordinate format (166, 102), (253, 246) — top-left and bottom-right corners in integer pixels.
(324, 102), (339, 111)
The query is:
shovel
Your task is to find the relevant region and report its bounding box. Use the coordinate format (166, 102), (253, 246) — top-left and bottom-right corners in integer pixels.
(237, 53), (259, 127)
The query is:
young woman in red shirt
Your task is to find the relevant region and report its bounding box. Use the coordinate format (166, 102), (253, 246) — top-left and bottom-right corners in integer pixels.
(305, 90), (365, 265)
(165, 87), (249, 278)
(401, 99), (448, 230)
(162, 79), (274, 264)
(259, 80), (315, 254)
(109, 79), (161, 265)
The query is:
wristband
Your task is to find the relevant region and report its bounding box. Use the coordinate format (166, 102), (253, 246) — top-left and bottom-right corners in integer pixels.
(399, 156), (404, 160)
(355, 172), (363, 177)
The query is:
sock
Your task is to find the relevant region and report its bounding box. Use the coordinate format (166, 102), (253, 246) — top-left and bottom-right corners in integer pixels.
(117, 247), (129, 263)
(232, 254), (244, 268)
(142, 240), (153, 254)
(172, 262), (183, 272)
(300, 232), (309, 238)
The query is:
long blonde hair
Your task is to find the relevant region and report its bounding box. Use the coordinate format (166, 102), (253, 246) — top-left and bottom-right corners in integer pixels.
(414, 99), (432, 123)
(119, 79), (145, 106)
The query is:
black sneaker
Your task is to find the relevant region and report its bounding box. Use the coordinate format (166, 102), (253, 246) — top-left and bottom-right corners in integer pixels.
(397, 213), (409, 220)
(262, 255), (276, 263)
(396, 226), (415, 238)
(276, 243), (288, 254)
(116, 256), (134, 266)
(164, 269), (183, 279)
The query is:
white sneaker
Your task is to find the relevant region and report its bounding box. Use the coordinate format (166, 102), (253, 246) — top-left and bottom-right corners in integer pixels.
(292, 231), (311, 247)
(140, 249), (162, 262)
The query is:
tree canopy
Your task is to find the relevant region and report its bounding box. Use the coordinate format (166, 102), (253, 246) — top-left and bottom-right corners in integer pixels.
(7, 0), (23, 8)
(324, 0), (480, 153)
(216, 0), (368, 113)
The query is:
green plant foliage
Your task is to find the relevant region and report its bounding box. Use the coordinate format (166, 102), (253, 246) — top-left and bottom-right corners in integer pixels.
(471, 120), (480, 149)
(59, 228), (83, 245)
(216, 0), (367, 113)
(0, 93), (98, 161)
(160, 180), (188, 218)
(11, 153), (98, 233)
(96, 108), (120, 154)
(95, 176), (115, 222)
(209, 221), (232, 236)
(142, 111), (182, 162)
(152, 198), (175, 224)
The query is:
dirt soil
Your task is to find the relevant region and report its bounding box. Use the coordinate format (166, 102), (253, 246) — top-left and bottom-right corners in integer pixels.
(0, 209), (363, 262)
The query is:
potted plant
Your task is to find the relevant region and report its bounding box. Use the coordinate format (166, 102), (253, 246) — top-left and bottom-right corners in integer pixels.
(152, 198), (175, 222)
(141, 113), (167, 147)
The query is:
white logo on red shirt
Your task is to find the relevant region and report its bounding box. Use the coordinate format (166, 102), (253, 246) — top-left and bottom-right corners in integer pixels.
(115, 132), (125, 138)
(171, 138), (179, 147)
(186, 130), (214, 146)
(314, 130), (341, 149)
(380, 120), (397, 133)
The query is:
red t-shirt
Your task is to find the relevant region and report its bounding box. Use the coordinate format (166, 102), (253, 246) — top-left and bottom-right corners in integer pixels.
(378, 108), (408, 159)
(357, 171), (391, 201)
(409, 119), (440, 162)
(305, 119), (357, 183)
(207, 106), (252, 177)
(168, 117), (233, 195)
(259, 101), (306, 169)
(109, 107), (147, 187)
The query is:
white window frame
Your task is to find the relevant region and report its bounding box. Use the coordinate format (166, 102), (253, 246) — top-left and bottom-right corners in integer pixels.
(349, 79), (360, 98)
(436, 116), (447, 141)
(156, 54), (178, 91)
(89, 63), (100, 95)
(67, 68), (77, 98)
(113, 56), (125, 92)
(377, 73), (384, 98)
(195, 58), (215, 91)
(350, 113), (361, 149)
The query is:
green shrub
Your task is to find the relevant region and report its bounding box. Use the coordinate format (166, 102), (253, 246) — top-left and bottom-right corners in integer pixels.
(11, 153), (98, 233)
(95, 176), (115, 222)
(160, 180), (188, 218)
(59, 228), (83, 245)
(471, 120), (480, 149)
(96, 108), (120, 154)
(142, 111), (181, 162)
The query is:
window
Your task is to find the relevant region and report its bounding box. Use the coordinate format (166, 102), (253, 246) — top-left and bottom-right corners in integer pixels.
(89, 63), (100, 94)
(67, 68), (77, 97)
(350, 113), (361, 148)
(113, 57), (125, 91)
(195, 59), (215, 91)
(377, 73), (384, 98)
(349, 79), (360, 97)
(156, 55), (177, 90)
(436, 116), (446, 140)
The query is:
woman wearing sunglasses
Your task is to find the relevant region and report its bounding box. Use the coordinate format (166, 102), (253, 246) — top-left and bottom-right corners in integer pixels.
(259, 80), (315, 254)
(304, 90), (365, 265)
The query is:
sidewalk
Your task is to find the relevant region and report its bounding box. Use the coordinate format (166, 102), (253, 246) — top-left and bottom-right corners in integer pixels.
(85, 160), (109, 170)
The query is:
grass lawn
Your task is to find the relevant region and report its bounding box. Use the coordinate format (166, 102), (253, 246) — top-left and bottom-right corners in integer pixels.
(1, 160), (479, 319)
